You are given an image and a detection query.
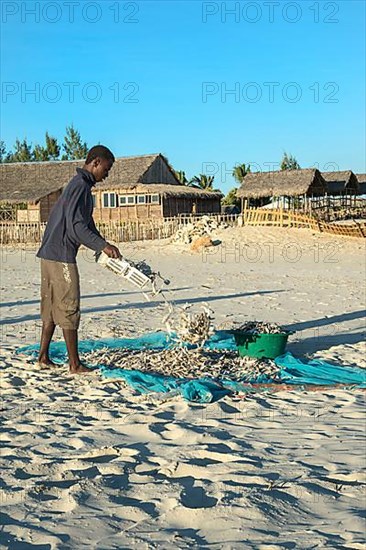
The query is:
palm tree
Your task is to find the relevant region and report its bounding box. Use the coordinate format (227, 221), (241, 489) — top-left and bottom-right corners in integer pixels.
(232, 163), (251, 185)
(222, 188), (240, 207)
(189, 174), (215, 190)
(281, 152), (300, 170)
(174, 170), (188, 184)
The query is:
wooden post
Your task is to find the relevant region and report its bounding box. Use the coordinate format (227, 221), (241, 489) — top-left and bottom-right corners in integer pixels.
(245, 199), (249, 223)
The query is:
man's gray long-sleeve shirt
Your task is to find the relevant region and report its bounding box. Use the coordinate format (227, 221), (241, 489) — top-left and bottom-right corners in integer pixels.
(37, 168), (107, 263)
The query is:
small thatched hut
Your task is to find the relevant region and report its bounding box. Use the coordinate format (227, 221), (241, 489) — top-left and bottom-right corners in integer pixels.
(0, 154), (222, 222)
(321, 171), (359, 196)
(355, 174), (366, 196)
(236, 168), (327, 208)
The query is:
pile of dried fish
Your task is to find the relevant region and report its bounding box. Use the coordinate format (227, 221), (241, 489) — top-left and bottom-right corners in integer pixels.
(171, 216), (227, 244)
(83, 346), (280, 382)
(87, 305), (284, 383)
(234, 321), (287, 334)
(164, 304), (214, 347)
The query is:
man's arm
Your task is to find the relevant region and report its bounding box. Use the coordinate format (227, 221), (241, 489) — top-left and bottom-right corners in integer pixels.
(71, 193), (121, 257)
(88, 216), (121, 258)
(73, 207), (107, 252)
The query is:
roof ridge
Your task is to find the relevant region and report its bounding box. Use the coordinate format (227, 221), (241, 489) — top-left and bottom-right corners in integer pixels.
(321, 170), (353, 175)
(245, 168), (317, 175)
(0, 159), (83, 167)
(0, 153), (161, 167)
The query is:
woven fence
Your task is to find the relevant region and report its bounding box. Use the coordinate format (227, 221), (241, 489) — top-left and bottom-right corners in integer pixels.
(0, 214), (241, 245)
(96, 219), (181, 243)
(0, 210), (364, 245)
(241, 208), (366, 237)
(0, 222), (46, 244)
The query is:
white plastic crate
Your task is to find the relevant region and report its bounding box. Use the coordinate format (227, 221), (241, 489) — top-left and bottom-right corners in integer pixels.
(96, 252), (151, 290)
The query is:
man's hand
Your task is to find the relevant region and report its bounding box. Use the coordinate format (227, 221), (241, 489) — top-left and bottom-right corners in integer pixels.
(103, 243), (122, 259)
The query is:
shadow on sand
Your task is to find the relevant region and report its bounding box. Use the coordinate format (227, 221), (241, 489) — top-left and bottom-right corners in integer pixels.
(0, 289), (284, 325)
(0, 287), (192, 309)
(284, 309), (366, 356)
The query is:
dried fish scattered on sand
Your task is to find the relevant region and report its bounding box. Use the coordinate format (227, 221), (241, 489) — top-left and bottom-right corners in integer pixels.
(234, 321), (288, 334)
(83, 347), (280, 382)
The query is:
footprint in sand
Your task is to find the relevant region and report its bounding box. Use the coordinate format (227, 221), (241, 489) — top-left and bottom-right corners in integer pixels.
(185, 448), (246, 464)
(180, 485), (218, 509)
(50, 490), (78, 513)
(69, 465), (101, 479)
(3, 375), (26, 387)
(27, 481), (79, 513)
(151, 423), (199, 442)
(257, 545), (297, 550)
(14, 467), (42, 481)
(72, 447), (121, 463)
(66, 437), (87, 450)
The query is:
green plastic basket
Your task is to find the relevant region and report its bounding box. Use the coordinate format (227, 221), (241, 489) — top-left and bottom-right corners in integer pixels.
(231, 331), (291, 359)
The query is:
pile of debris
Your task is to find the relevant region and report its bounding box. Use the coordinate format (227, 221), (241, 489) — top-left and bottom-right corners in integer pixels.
(171, 216), (227, 244)
(84, 347), (280, 383)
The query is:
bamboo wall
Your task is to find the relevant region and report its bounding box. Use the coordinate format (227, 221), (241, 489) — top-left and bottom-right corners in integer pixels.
(93, 204), (162, 221)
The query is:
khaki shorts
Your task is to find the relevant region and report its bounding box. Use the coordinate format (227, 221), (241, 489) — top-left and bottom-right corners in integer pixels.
(40, 259), (80, 330)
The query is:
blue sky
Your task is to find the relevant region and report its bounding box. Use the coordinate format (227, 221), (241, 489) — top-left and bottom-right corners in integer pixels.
(1, 0), (365, 192)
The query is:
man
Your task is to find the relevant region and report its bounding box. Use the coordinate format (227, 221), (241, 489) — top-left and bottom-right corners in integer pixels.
(36, 145), (121, 373)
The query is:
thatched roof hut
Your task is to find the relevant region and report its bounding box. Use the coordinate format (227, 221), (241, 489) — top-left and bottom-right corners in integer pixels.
(321, 171), (359, 195)
(236, 169), (326, 199)
(0, 153), (180, 204)
(356, 174), (366, 196)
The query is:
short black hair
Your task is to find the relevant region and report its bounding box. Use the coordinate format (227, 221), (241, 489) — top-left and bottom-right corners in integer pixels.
(85, 145), (115, 164)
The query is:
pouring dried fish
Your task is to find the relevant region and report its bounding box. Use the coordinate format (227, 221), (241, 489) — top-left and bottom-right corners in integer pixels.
(95, 251), (170, 301)
(129, 259), (170, 286)
(164, 304), (215, 347)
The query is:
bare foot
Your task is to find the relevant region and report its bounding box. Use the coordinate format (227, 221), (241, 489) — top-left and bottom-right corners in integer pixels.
(37, 357), (57, 368)
(69, 363), (96, 374)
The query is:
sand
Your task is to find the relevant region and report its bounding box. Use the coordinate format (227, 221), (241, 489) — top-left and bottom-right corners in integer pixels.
(1, 226), (365, 549)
